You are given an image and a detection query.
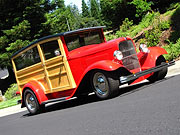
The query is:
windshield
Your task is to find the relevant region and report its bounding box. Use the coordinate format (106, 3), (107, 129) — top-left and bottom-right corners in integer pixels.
(64, 29), (104, 51)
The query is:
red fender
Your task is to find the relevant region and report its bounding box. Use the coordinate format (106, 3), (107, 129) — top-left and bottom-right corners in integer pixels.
(22, 80), (48, 105)
(66, 60), (123, 99)
(138, 47), (167, 70)
(85, 60), (123, 71)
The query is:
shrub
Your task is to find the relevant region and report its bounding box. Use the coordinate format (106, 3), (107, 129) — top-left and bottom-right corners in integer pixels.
(116, 18), (133, 37)
(144, 27), (161, 47)
(163, 38), (180, 61)
(139, 38), (147, 44)
(144, 12), (170, 47)
(4, 83), (19, 100)
(159, 21), (171, 30)
(105, 34), (117, 41)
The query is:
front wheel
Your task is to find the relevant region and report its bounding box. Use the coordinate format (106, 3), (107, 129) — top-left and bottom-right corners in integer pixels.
(147, 55), (168, 82)
(91, 71), (120, 99)
(24, 89), (45, 115)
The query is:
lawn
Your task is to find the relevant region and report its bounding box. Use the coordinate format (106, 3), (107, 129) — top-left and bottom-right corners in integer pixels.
(0, 96), (21, 109)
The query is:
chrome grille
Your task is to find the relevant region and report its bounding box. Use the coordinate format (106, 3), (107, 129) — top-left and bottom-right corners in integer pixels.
(119, 40), (140, 71)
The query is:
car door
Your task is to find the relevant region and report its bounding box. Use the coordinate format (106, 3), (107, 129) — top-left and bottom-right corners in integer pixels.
(38, 38), (76, 94)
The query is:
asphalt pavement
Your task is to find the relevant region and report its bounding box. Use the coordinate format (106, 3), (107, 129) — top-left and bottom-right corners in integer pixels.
(0, 71), (180, 134)
(0, 60), (180, 118)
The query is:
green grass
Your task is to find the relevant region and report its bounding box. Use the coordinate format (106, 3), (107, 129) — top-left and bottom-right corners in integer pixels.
(0, 96), (21, 110)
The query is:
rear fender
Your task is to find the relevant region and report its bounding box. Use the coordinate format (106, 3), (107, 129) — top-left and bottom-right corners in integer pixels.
(22, 80), (48, 107)
(138, 47), (167, 70)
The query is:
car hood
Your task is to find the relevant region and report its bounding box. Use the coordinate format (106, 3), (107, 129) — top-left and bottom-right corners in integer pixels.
(68, 39), (122, 59)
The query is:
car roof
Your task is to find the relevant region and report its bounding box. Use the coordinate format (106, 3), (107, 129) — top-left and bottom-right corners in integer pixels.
(11, 26), (105, 58)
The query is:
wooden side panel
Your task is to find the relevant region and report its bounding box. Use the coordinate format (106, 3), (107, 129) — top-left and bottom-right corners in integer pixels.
(12, 37), (77, 96)
(15, 63), (50, 92)
(44, 56), (72, 93)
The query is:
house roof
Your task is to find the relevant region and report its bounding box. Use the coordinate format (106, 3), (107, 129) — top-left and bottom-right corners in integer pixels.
(0, 68), (8, 79)
(11, 26), (105, 58)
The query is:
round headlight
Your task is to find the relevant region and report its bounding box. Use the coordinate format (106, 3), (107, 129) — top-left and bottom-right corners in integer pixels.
(139, 44), (149, 53)
(114, 50), (123, 60)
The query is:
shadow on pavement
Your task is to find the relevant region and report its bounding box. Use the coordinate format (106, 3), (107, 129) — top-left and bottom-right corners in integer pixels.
(22, 75), (175, 117)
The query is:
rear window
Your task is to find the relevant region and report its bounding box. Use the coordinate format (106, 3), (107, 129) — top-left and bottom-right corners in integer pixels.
(14, 47), (41, 70)
(64, 29), (104, 51)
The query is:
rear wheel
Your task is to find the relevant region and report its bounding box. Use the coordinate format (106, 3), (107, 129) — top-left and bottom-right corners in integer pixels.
(91, 71), (120, 99)
(24, 89), (45, 115)
(147, 55), (168, 82)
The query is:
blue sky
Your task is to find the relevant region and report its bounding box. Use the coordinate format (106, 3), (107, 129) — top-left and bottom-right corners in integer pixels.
(64, 0), (88, 10)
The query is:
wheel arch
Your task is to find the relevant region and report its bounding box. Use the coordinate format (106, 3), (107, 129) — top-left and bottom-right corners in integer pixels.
(74, 66), (131, 96)
(139, 47), (168, 69)
(22, 80), (48, 107)
(68, 60), (128, 98)
(156, 55), (166, 65)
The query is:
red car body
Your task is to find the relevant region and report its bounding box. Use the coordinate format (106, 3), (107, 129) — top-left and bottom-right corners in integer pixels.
(12, 26), (174, 114)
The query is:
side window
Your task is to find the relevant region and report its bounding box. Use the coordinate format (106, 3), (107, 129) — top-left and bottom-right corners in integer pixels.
(65, 30), (104, 51)
(40, 40), (61, 60)
(65, 35), (80, 51)
(14, 47), (41, 70)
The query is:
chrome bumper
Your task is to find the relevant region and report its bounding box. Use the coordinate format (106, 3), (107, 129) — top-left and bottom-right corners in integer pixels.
(120, 61), (175, 84)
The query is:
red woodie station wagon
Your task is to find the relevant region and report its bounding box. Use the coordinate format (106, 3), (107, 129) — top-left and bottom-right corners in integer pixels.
(11, 26), (174, 114)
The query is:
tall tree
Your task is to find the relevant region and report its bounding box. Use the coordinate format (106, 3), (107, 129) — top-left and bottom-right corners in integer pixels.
(82, 0), (90, 17)
(130, 0), (153, 18)
(45, 3), (100, 33)
(90, 0), (101, 20)
(100, 0), (136, 29)
(0, 0), (56, 92)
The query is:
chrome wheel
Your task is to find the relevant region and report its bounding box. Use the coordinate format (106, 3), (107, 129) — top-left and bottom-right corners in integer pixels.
(93, 72), (109, 96)
(24, 89), (42, 115)
(25, 93), (37, 112)
(91, 71), (120, 99)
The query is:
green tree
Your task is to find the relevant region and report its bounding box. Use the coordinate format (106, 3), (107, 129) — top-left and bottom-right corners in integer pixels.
(0, 20), (31, 93)
(45, 4), (81, 33)
(90, 0), (101, 19)
(0, 0), (53, 38)
(130, 0), (153, 18)
(0, 0), (56, 92)
(100, 0), (136, 29)
(82, 0), (90, 17)
(45, 3), (100, 33)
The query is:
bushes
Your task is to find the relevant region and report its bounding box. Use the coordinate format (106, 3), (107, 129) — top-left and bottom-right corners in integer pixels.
(115, 12), (157, 39)
(163, 38), (180, 61)
(159, 21), (171, 30)
(116, 18), (133, 38)
(144, 12), (171, 47)
(105, 3), (180, 60)
(4, 83), (19, 100)
(144, 26), (161, 47)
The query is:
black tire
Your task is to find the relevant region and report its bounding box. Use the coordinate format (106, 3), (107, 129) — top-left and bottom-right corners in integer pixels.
(24, 89), (45, 115)
(91, 71), (120, 99)
(147, 55), (168, 82)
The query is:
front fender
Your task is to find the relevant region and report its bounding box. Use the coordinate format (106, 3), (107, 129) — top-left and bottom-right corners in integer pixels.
(67, 60), (123, 99)
(22, 80), (48, 106)
(86, 60), (123, 72)
(138, 47), (168, 70)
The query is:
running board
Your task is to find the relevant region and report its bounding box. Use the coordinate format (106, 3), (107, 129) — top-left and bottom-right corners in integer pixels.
(41, 96), (69, 105)
(120, 60), (175, 84)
